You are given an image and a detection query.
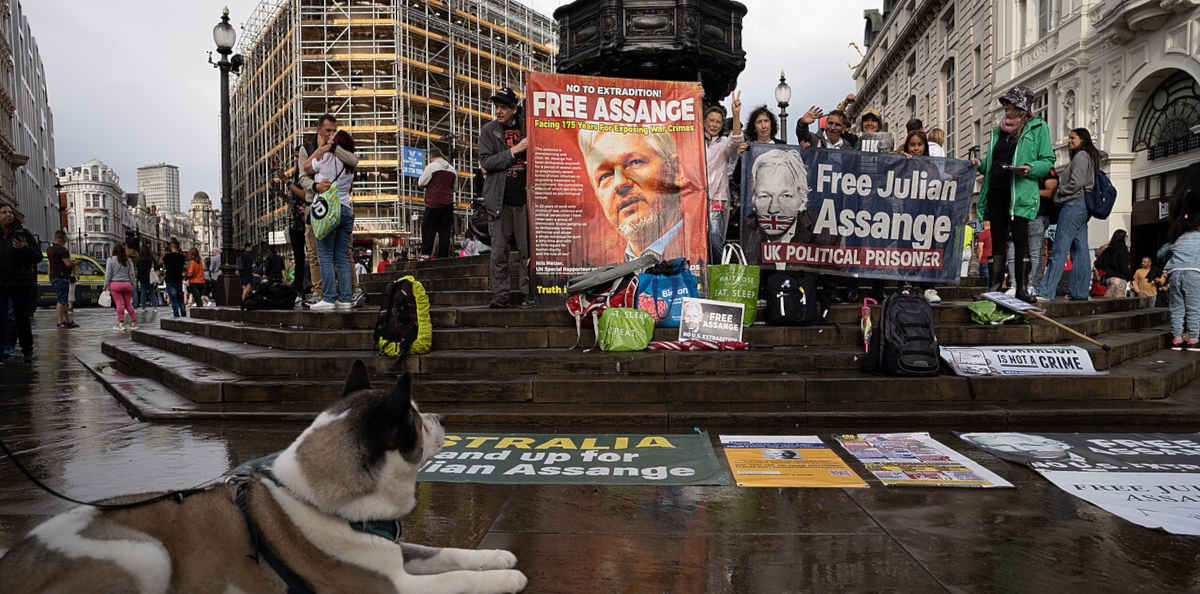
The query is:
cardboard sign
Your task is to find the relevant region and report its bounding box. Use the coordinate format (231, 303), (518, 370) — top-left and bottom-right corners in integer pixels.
(940, 345), (1101, 376)
(980, 291), (1043, 313)
(835, 432), (1013, 488)
(678, 297), (744, 342)
(719, 435), (867, 488)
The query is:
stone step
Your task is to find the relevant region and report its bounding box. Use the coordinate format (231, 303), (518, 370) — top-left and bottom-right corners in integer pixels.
(189, 306), (378, 329)
(161, 318), (375, 351)
(129, 327), (397, 378)
(96, 333), (1193, 410)
(100, 338), (345, 404)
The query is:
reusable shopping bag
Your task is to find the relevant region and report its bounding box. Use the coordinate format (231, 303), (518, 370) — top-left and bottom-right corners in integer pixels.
(636, 258), (699, 328)
(706, 244), (759, 327)
(309, 182), (341, 240)
(597, 307), (654, 352)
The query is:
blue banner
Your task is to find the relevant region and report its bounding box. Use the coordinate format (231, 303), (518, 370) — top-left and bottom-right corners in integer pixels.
(739, 145), (974, 284)
(402, 146), (426, 178)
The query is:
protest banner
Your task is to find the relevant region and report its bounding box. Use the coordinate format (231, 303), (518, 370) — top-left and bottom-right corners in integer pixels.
(739, 145), (974, 284)
(678, 297), (744, 342)
(958, 432), (1200, 535)
(940, 345), (1102, 376)
(719, 435), (866, 488)
(835, 432), (1013, 487)
(525, 73), (708, 301)
(418, 432), (729, 486)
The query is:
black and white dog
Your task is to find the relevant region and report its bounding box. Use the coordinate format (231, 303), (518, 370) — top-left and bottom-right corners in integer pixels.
(0, 361), (527, 593)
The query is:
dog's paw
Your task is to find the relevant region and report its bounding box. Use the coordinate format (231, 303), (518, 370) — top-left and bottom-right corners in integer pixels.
(473, 549), (518, 570)
(488, 569), (527, 593)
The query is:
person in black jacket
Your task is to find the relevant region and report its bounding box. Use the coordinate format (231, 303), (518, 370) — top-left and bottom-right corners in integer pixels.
(0, 204), (43, 364)
(1097, 229), (1132, 298)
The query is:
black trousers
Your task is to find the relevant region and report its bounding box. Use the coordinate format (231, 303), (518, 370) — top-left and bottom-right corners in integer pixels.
(289, 225), (307, 293)
(987, 192), (1030, 282)
(0, 286), (34, 356)
(422, 205), (455, 258)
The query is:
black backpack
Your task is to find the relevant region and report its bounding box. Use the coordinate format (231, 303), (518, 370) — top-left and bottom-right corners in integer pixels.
(374, 276), (432, 357)
(875, 289), (939, 376)
(241, 281), (298, 311)
(765, 271), (826, 326)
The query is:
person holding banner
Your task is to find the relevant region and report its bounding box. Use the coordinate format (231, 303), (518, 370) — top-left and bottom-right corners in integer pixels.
(703, 93), (743, 262)
(899, 130), (943, 304)
(971, 86), (1055, 303)
(479, 87), (532, 308)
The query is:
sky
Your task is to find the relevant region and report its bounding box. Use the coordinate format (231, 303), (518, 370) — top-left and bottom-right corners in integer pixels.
(24, 0), (875, 212)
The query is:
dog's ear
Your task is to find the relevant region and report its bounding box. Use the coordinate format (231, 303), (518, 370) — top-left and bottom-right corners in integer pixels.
(342, 360), (372, 397)
(361, 374), (418, 467)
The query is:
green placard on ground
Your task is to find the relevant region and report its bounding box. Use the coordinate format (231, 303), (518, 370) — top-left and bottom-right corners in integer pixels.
(418, 432), (731, 486)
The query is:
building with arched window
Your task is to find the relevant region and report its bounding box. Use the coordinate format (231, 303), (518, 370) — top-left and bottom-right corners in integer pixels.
(855, 0), (1200, 259)
(56, 160), (128, 261)
(992, 0), (1200, 257)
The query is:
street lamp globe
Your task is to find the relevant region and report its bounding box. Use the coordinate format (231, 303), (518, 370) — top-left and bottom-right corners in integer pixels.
(774, 71), (793, 143)
(774, 71), (791, 107)
(213, 7), (236, 55)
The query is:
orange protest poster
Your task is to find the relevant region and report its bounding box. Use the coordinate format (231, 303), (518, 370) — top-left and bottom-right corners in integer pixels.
(525, 73), (708, 297)
(719, 435), (868, 488)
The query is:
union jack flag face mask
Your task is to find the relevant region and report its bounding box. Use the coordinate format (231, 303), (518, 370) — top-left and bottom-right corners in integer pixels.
(757, 214), (795, 234)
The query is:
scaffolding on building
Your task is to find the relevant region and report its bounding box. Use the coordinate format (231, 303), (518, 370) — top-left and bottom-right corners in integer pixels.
(230, 0), (556, 253)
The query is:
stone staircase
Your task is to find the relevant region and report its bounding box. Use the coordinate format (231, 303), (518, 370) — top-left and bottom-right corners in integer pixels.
(85, 254), (1197, 428)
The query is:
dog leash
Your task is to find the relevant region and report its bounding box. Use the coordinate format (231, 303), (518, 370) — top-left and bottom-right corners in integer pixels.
(0, 437), (211, 510)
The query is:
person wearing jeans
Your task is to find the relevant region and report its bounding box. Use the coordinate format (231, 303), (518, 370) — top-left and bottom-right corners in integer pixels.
(315, 205), (355, 309)
(1038, 198), (1091, 300)
(162, 239), (187, 318)
(309, 128), (357, 311)
(1037, 129), (1099, 301)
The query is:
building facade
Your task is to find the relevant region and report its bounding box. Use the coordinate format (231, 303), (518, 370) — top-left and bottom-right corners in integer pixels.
(1, 0), (56, 243)
(853, 0), (994, 163)
(230, 0), (556, 251)
(855, 0), (1200, 257)
(137, 163), (181, 214)
(57, 160), (128, 261)
(992, 0), (1200, 258)
(190, 191), (220, 257)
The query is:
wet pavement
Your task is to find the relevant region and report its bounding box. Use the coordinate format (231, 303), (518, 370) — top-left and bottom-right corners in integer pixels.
(2, 308), (1200, 592)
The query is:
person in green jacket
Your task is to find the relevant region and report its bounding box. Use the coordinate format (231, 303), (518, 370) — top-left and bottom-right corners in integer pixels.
(971, 86), (1056, 303)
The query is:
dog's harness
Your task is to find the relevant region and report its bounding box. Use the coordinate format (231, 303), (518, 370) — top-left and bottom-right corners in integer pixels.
(228, 453), (404, 594)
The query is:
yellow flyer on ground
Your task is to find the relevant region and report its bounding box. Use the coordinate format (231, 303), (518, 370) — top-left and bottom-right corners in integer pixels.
(835, 432), (1013, 488)
(718, 435), (867, 488)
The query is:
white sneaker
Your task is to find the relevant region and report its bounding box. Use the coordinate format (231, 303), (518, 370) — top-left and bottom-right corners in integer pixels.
(335, 301), (352, 311)
(295, 296), (304, 309)
(923, 289), (942, 304)
(1004, 287), (1017, 297)
(113, 322), (126, 332)
(310, 300), (336, 312)
(127, 322), (139, 330)
(351, 288), (367, 308)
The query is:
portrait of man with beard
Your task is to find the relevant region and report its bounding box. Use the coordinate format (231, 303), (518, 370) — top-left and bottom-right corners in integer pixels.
(578, 129), (696, 262)
(741, 148), (838, 265)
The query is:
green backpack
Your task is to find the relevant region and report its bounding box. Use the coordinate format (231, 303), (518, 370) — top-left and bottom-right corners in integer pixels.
(598, 307), (655, 352)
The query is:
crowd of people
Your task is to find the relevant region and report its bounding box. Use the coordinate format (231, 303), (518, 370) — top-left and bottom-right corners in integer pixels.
(6, 84), (1200, 364)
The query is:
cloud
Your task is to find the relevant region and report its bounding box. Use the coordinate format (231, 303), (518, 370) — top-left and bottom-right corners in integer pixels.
(25, 0), (872, 212)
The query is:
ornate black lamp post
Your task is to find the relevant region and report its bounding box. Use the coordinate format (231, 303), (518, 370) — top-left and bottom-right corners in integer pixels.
(553, 0), (747, 106)
(775, 72), (792, 144)
(210, 7), (244, 306)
